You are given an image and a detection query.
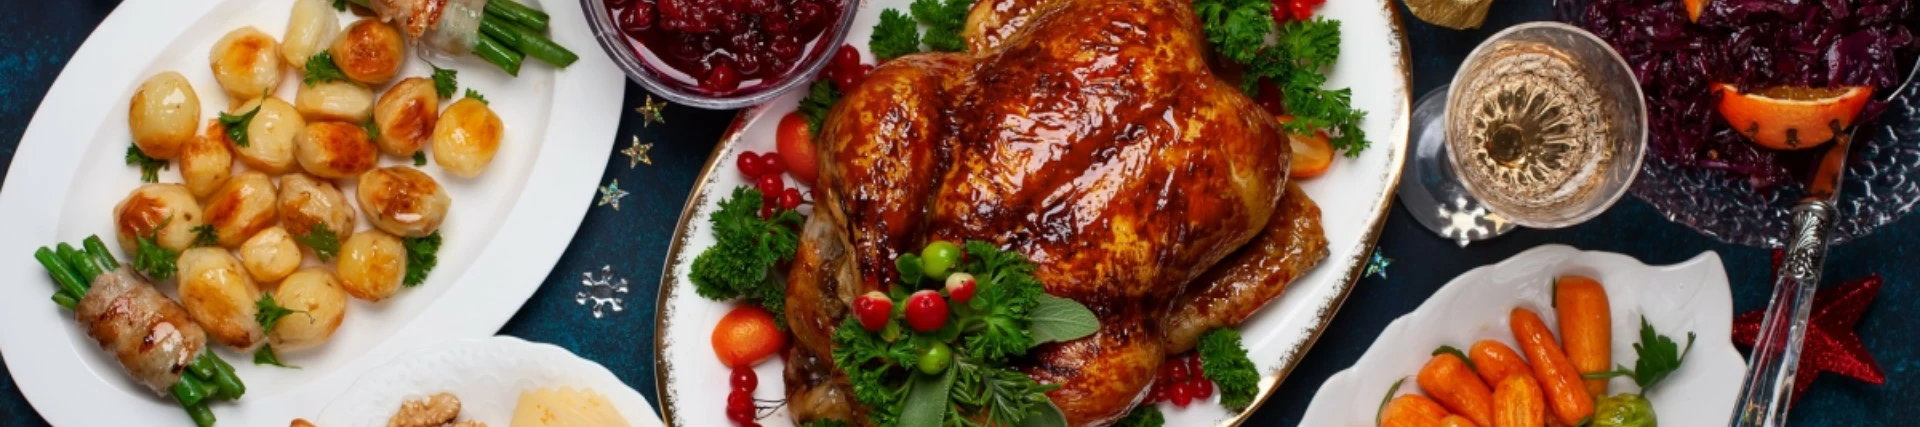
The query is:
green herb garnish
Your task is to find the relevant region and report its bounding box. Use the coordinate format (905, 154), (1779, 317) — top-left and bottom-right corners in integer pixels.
(1114, 404), (1165, 427)
(253, 344), (296, 368)
(1199, 328), (1260, 412)
(799, 80), (843, 135)
(125, 143), (168, 183)
(254, 293), (307, 335)
(1191, 0), (1368, 156)
(132, 219), (178, 281)
(689, 187), (803, 323)
(218, 106), (261, 148)
(303, 50), (349, 86)
(431, 64), (459, 98)
(292, 224), (341, 262)
(1584, 316), (1697, 393)
(909, 0), (972, 52)
(402, 231), (441, 287)
(871, 8), (922, 61)
(413, 151), (428, 166)
(464, 88), (489, 104)
(191, 225), (218, 248)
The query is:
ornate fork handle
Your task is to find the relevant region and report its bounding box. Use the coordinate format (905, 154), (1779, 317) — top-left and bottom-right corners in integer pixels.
(1728, 201), (1833, 427)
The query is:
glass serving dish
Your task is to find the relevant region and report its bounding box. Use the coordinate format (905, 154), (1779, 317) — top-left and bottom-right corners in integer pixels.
(1556, 0), (1920, 248)
(581, 0), (860, 109)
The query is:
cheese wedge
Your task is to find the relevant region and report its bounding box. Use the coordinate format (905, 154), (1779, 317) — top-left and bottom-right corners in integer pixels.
(511, 387), (630, 427)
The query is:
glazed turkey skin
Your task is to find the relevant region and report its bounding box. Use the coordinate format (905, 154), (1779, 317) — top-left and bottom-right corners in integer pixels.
(782, 0), (1334, 424)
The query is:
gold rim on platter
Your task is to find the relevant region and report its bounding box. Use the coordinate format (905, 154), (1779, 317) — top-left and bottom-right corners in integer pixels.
(650, 3), (1413, 424)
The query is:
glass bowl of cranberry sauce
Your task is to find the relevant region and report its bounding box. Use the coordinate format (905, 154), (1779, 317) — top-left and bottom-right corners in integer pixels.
(583, 0), (856, 109)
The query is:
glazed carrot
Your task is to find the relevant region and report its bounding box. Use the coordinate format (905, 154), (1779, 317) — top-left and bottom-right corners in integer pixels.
(1441, 414), (1481, 427)
(1510, 308), (1594, 426)
(1381, 394), (1452, 427)
(1554, 275), (1612, 397)
(1491, 374), (1547, 427)
(1417, 351), (1494, 426)
(1468, 340), (1533, 386)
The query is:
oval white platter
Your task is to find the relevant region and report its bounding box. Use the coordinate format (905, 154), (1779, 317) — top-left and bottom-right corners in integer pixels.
(1301, 245), (1746, 426)
(317, 336), (663, 427)
(650, 0), (1412, 425)
(0, 0), (623, 425)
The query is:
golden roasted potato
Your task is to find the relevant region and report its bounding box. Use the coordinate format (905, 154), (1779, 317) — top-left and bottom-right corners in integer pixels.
(203, 171), (279, 248)
(240, 226), (302, 284)
(178, 132), (232, 199)
(336, 230), (405, 302)
(128, 72), (200, 159)
(282, 0), (340, 69)
(373, 77), (439, 156)
(278, 173), (356, 247)
(267, 268), (348, 351)
(114, 184), (205, 254)
(331, 19), (405, 85)
(356, 166), (451, 237)
(431, 97), (503, 178)
(227, 97), (305, 174)
(295, 80), (374, 122)
(177, 248), (265, 350)
(210, 27), (282, 102)
(296, 121), (379, 178)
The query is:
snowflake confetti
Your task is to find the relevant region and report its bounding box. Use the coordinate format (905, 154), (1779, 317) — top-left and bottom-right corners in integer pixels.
(575, 265), (630, 318)
(635, 95), (668, 127)
(622, 135), (653, 168)
(597, 179), (630, 211)
(1435, 195), (1512, 247)
(1364, 249), (1392, 279)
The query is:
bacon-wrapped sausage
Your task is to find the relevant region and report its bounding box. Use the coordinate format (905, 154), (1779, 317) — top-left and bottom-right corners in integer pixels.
(343, 0), (576, 74)
(75, 267), (208, 396)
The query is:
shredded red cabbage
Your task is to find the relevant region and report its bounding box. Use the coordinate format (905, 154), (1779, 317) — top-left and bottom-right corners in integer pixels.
(1576, 0), (1916, 189)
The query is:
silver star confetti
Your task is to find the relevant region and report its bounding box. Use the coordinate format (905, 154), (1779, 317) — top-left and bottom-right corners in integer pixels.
(634, 95), (668, 127)
(1364, 249), (1392, 279)
(597, 179), (630, 211)
(622, 135), (653, 168)
(575, 265), (629, 318)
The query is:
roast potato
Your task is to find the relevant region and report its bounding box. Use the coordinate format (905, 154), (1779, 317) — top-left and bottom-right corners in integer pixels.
(282, 0), (340, 69)
(295, 80), (374, 122)
(178, 131), (232, 199)
(240, 226), (302, 284)
(373, 77), (439, 156)
(228, 97), (305, 174)
(296, 121), (379, 178)
(113, 183), (205, 254)
(336, 230), (405, 302)
(431, 97), (504, 178)
(278, 173), (356, 248)
(128, 72), (201, 159)
(266, 268), (348, 351)
(203, 171), (279, 248)
(209, 27), (283, 102)
(177, 248), (265, 350)
(331, 19), (405, 85)
(356, 166), (451, 237)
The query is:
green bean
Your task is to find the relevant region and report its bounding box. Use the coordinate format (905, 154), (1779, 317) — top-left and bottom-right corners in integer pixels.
(188, 353), (219, 381)
(63, 247), (102, 286)
(206, 354), (246, 400)
(84, 235), (120, 270)
(485, 0), (548, 31)
(183, 403), (216, 427)
(35, 247), (88, 298)
(52, 292), (78, 310)
(474, 34), (524, 76)
(481, 18), (577, 67)
(171, 374), (211, 407)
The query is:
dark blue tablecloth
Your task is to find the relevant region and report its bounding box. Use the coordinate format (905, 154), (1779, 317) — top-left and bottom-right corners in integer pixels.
(3, 1), (1914, 425)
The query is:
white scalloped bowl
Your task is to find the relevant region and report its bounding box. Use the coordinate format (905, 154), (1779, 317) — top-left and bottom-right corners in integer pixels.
(317, 336), (663, 427)
(1301, 245), (1744, 426)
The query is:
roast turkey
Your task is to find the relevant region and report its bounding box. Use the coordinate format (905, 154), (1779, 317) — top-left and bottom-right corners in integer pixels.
(781, 0), (1332, 423)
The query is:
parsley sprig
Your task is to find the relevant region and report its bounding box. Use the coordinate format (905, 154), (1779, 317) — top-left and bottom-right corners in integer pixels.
(1199, 328), (1260, 411)
(303, 50), (349, 86)
(870, 0), (973, 60)
(254, 293), (308, 335)
(402, 232), (442, 287)
(191, 225), (219, 248)
(689, 187), (803, 323)
(292, 224), (342, 262)
(254, 344), (296, 368)
(124, 143), (168, 183)
(430, 64), (459, 98)
(1193, 0), (1369, 155)
(464, 88), (489, 104)
(799, 80), (843, 135)
(132, 218), (179, 281)
(218, 106), (261, 148)
(1114, 404), (1165, 427)
(1584, 316), (1697, 394)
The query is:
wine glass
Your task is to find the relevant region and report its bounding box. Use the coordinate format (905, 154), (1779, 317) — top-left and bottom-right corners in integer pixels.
(1397, 22), (1647, 246)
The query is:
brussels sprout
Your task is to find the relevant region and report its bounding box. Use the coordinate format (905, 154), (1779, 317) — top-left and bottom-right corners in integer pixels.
(1592, 393), (1657, 427)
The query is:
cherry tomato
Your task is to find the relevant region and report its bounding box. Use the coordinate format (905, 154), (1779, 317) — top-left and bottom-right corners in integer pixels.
(755, 173), (786, 196)
(775, 112), (821, 185)
(853, 291), (893, 331)
(918, 341), (953, 375)
(919, 240), (961, 280)
(944, 272), (977, 303)
(738, 151), (765, 178)
(711, 305), (787, 368)
(778, 188), (804, 210)
(731, 365), (758, 391)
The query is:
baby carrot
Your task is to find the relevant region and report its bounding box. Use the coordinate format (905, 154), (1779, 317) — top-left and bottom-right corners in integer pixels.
(1441, 414), (1481, 427)
(1554, 275), (1612, 397)
(1418, 351), (1494, 426)
(1491, 374), (1547, 427)
(1381, 394), (1452, 427)
(1468, 340), (1533, 386)
(1510, 308), (1593, 426)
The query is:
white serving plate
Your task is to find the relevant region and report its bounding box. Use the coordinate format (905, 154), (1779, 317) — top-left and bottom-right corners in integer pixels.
(1301, 245), (1746, 426)
(0, 0), (623, 425)
(317, 336), (663, 427)
(650, 1), (1412, 425)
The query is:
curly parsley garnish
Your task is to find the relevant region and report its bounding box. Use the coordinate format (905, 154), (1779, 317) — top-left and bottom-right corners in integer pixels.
(191, 225), (219, 248)
(689, 187), (803, 323)
(132, 218), (178, 281)
(871, 9), (922, 61)
(431, 64), (459, 98)
(1193, 0), (1368, 156)
(1199, 328), (1260, 412)
(303, 50), (349, 86)
(402, 232), (442, 287)
(218, 106), (261, 148)
(125, 143), (168, 183)
(800, 80), (843, 135)
(871, 0), (972, 61)
(464, 88), (489, 105)
(1584, 316), (1696, 393)
(413, 151), (428, 166)
(1114, 404), (1165, 427)
(292, 224), (342, 262)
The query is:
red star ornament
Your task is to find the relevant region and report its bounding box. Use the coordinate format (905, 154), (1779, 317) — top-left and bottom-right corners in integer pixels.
(1731, 250), (1887, 404)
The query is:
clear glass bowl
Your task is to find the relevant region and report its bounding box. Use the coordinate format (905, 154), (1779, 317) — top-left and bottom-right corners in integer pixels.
(579, 0), (860, 110)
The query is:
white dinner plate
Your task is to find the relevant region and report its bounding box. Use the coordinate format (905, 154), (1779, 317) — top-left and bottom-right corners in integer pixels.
(316, 336), (663, 427)
(1301, 245), (1745, 426)
(0, 0), (623, 425)
(650, 1), (1412, 425)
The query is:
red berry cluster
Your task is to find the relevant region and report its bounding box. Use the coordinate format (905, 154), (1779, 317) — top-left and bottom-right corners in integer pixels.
(726, 366), (763, 426)
(820, 45), (874, 92)
(606, 0), (840, 92)
(853, 273), (977, 334)
(1144, 353), (1214, 408)
(737, 151), (806, 218)
(1270, 0), (1325, 22)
